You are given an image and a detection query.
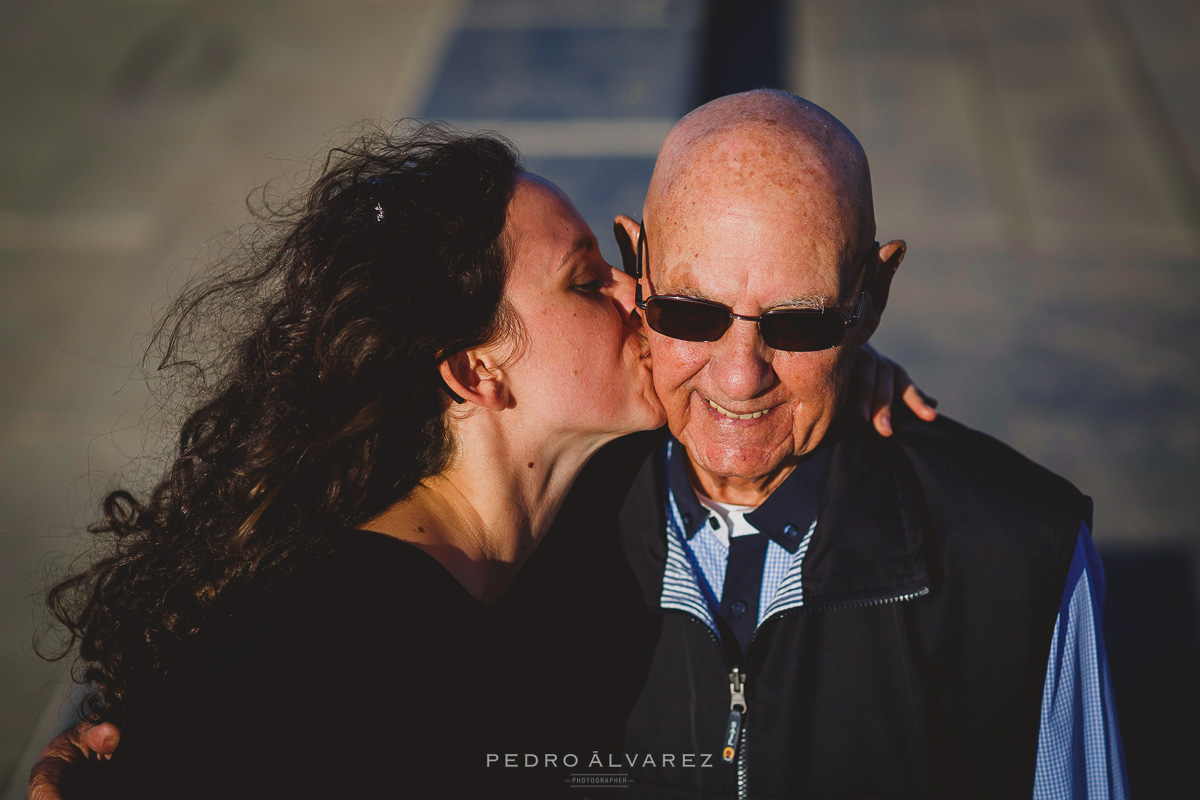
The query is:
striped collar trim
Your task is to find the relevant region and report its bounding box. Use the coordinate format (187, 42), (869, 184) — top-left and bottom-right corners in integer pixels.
(660, 439), (818, 635)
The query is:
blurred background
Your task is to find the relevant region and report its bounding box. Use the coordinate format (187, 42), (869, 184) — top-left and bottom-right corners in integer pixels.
(2, 0), (1196, 795)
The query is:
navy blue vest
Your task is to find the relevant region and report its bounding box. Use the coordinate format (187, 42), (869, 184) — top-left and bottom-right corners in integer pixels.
(517, 408), (1085, 798)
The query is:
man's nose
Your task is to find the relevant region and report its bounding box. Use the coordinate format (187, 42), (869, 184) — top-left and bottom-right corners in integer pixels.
(709, 319), (776, 400)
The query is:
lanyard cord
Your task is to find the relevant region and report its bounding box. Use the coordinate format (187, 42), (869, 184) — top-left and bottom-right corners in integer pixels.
(663, 439), (724, 625)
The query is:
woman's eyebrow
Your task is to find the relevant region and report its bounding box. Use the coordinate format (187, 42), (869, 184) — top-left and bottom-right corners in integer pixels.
(556, 236), (596, 272)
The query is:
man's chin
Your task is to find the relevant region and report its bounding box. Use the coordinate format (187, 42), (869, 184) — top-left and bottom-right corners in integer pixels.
(683, 439), (794, 486)
(682, 417), (794, 471)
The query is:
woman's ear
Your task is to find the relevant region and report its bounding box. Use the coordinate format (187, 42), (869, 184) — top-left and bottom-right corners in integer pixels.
(438, 350), (509, 411)
(613, 215), (641, 274)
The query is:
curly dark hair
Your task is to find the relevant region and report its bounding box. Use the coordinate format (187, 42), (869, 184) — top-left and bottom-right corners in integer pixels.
(41, 122), (523, 725)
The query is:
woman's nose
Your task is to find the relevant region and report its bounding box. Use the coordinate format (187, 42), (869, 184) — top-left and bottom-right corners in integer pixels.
(610, 265), (640, 324)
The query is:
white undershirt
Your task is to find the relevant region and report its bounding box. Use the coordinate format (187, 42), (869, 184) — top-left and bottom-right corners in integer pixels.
(695, 495), (761, 549)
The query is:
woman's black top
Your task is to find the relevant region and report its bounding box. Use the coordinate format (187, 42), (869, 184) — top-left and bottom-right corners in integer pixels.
(91, 529), (520, 798)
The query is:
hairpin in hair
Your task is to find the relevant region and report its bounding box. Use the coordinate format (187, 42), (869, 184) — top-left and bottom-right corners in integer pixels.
(366, 175), (400, 224)
(358, 173), (459, 403)
(362, 173), (430, 225)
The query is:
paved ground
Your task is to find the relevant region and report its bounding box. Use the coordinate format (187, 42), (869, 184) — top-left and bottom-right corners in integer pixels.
(2, 0), (1197, 795)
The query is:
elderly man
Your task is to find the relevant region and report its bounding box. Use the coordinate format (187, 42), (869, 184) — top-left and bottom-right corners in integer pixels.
(522, 89), (1126, 799)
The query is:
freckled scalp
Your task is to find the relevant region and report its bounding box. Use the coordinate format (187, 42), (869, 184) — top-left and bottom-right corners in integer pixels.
(645, 90), (876, 266)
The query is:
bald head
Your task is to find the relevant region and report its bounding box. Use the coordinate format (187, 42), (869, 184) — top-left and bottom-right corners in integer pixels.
(646, 90), (875, 267)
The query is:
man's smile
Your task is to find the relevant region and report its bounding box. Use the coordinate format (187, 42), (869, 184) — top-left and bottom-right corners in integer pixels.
(703, 395), (776, 421)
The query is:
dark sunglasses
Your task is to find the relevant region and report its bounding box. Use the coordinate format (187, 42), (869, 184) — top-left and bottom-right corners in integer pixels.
(633, 221), (873, 352)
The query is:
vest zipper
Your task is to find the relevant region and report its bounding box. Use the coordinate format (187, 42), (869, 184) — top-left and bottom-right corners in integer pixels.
(808, 586), (930, 612)
(722, 667), (746, 764)
(675, 614), (745, 778)
(744, 584), (931, 656)
(736, 724), (749, 800)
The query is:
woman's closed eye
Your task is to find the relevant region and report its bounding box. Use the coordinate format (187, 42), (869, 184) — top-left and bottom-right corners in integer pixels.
(571, 265), (610, 293)
(574, 278), (605, 293)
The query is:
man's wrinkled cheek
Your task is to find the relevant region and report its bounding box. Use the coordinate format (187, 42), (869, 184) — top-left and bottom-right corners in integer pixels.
(649, 343), (705, 414)
(652, 371), (684, 413)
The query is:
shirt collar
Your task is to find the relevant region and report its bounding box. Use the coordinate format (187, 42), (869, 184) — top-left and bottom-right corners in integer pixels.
(665, 436), (831, 554)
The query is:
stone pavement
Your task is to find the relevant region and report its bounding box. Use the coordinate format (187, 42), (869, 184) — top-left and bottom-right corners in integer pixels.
(2, 0), (1197, 794)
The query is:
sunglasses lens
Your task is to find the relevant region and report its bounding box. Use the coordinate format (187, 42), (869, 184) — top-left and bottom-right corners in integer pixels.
(760, 312), (846, 352)
(644, 298), (731, 342)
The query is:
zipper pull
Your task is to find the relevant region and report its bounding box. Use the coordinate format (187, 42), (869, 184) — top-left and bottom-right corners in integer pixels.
(722, 667), (747, 763)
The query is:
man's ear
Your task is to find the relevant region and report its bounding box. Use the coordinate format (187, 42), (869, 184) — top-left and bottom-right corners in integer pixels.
(437, 350), (509, 411)
(858, 239), (905, 342)
(613, 214), (641, 274)
(869, 239), (905, 314)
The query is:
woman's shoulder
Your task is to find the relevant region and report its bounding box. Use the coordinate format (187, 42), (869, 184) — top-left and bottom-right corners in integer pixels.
(226, 528), (482, 653)
(283, 527), (476, 605)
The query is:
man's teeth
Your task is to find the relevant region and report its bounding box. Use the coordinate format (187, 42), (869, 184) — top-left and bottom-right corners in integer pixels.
(708, 399), (772, 420)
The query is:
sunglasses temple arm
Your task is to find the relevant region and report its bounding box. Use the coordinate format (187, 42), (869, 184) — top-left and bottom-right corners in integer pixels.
(634, 219), (649, 310)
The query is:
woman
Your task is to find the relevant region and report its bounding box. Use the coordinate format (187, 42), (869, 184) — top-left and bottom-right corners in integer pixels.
(31, 123), (934, 798)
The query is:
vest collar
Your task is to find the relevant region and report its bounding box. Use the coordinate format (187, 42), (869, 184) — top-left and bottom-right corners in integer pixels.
(620, 414), (931, 612)
(664, 436), (830, 555)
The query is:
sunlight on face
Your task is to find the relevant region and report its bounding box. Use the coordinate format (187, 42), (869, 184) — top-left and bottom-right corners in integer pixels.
(643, 157), (871, 493)
(500, 175), (663, 447)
